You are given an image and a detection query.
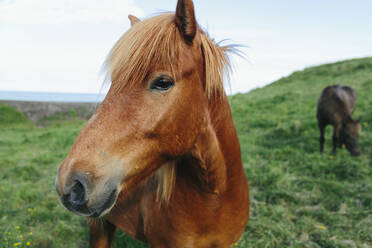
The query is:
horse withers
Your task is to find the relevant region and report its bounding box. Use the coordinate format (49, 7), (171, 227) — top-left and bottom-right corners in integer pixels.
(317, 85), (361, 156)
(55, 0), (250, 247)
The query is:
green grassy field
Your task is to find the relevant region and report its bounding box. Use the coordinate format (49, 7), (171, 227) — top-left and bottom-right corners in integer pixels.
(1, 57), (371, 247)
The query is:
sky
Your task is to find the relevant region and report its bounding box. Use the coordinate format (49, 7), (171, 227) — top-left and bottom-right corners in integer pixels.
(1, 0), (372, 94)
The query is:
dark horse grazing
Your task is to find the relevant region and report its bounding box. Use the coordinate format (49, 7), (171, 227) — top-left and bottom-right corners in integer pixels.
(317, 85), (361, 156)
(55, 0), (250, 247)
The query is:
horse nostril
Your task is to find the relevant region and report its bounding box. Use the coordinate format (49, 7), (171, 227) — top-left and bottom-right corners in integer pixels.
(63, 176), (88, 208)
(69, 180), (86, 206)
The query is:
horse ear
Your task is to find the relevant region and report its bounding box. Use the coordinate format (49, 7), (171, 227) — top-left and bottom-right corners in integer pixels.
(128, 15), (141, 26)
(175, 0), (197, 44)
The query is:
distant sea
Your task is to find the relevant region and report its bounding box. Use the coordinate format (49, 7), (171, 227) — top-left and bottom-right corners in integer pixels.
(0, 91), (106, 102)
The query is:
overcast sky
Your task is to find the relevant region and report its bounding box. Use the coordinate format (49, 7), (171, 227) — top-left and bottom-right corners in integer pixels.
(1, 0), (371, 94)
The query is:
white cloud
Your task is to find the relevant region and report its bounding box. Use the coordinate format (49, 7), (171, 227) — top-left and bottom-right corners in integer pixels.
(0, 0), (143, 24)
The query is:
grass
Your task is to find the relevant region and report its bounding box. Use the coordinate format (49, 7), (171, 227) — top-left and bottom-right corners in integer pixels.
(1, 57), (372, 247)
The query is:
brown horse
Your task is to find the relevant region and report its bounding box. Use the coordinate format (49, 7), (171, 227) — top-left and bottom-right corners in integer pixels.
(55, 0), (249, 247)
(317, 85), (361, 156)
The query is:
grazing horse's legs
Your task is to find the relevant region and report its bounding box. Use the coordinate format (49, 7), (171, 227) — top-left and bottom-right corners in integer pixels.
(332, 124), (341, 154)
(318, 122), (326, 153)
(88, 218), (116, 248)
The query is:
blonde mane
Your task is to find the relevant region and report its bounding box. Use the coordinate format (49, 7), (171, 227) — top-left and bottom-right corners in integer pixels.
(104, 13), (235, 203)
(155, 162), (176, 204)
(104, 13), (234, 99)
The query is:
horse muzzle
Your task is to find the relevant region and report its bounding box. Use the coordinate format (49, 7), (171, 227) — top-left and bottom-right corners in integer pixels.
(56, 173), (118, 218)
(350, 150), (360, 156)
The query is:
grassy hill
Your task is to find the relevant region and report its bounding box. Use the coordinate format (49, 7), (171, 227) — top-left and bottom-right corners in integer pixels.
(1, 57), (371, 247)
(230, 57), (372, 247)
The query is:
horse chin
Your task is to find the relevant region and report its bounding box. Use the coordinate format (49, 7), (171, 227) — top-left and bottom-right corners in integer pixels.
(88, 188), (118, 218)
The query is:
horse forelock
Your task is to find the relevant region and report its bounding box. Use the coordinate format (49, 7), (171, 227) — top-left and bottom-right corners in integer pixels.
(103, 12), (235, 100)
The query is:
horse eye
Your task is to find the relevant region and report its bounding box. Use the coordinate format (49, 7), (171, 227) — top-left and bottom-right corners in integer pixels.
(150, 76), (174, 91)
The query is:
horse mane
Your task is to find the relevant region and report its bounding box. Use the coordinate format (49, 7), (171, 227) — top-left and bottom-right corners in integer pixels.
(104, 13), (234, 99)
(104, 13), (236, 203)
(154, 162), (176, 203)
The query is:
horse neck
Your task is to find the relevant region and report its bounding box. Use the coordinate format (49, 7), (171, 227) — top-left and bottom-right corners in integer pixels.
(209, 94), (242, 164)
(208, 94), (244, 180)
(181, 93), (243, 195)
